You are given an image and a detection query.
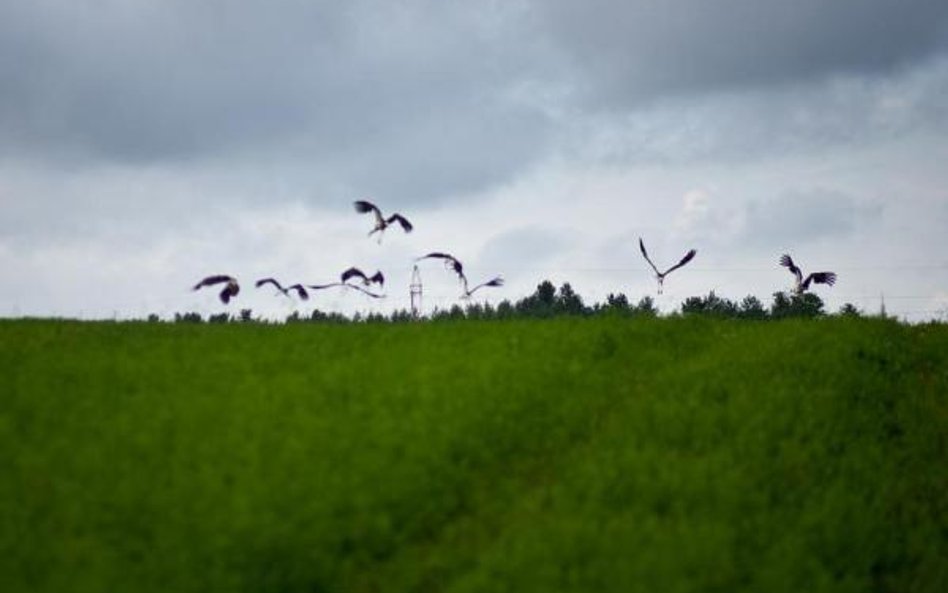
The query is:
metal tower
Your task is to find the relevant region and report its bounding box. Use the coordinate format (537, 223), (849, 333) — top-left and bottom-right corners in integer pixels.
(410, 265), (423, 319)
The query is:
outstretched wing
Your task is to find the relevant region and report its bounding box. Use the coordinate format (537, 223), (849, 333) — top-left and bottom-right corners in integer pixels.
(779, 254), (803, 284)
(802, 271), (837, 290)
(346, 283), (385, 299)
(341, 267), (368, 284)
(369, 271), (385, 286)
(638, 238), (661, 275)
(386, 213), (413, 232)
(353, 200), (380, 215)
(193, 275), (234, 291)
(417, 252), (464, 277)
(286, 284), (310, 300)
(663, 249), (697, 275)
(255, 277), (285, 292)
(467, 276), (504, 296)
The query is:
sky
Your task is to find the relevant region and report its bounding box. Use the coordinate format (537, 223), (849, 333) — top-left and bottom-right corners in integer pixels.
(2, 0), (947, 321)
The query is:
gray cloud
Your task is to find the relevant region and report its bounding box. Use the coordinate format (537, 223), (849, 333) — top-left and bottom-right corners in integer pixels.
(740, 188), (884, 248)
(536, 0), (948, 108)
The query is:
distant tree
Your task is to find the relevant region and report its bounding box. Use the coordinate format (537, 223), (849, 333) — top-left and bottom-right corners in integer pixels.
(838, 303), (862, 318)
(738, 295), (768, 320)
(555, 283), (587, 315)
(681, 291), (738, 317)
(208, 312), (230, 324)
(389, 308), (414, 323)
(147, 313), (161, 323)
(239, 309), (254, 323)
(770, 291), (825, 319)
(174, 312), (204, 323)
(515, 280), (558, 318)
(633, 295), (658, 317)
(495, 300), (515, 319)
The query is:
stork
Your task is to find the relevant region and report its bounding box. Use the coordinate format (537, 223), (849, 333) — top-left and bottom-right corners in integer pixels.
(340, 266), (385, 288)
(416, 252), (464, 280)
(353, 200), (413, 243)
(639, 238), (697, 295)
(255, 278), (310, 301)
(193, 275), (240, 304)
(779, 254), (837, 295)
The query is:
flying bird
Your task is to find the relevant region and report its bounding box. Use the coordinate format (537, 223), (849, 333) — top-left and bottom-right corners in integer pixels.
(461, 275), (504, 299)
(416, 252), (464, 280)
(779, 254), (837, 294)
(255, 278), (310, 300)
(639, 238), (697, 295)
(353, 200), (413, 243)
(340, 266), (385, 288)
(193, 275), (240, 304)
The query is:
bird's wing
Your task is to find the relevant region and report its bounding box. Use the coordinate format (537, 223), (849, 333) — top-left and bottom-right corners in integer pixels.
(467, 276), (504, 295)
(220, 281), (239, 303)
(353, 200), (380, 215)
(387, 213), (413, 232)
(370, 271), (385, 286)
(307, 282), (344, 290)
(193, 275), (234, 290)
(417, 252), (454, 261)
(664, 249), (697, 275)
(638, 238), (661, 275)
(255, 277), (284, 291)
(345, 283), (385, 298)
(779, 254), (803, 283)
(804, 272), (837, 289)
(287, 284), (310, 300)
(341, 267), (367, 283)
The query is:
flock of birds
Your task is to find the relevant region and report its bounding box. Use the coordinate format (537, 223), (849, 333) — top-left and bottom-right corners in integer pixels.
(192, 200), (837, 307)
(192, 199), (506, 305)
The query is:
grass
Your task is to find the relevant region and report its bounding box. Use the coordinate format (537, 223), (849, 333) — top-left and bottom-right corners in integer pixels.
(1, 317), (946, 592)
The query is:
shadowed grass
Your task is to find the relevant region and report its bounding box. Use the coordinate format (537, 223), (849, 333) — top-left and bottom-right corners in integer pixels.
(1, 317), (945, 592)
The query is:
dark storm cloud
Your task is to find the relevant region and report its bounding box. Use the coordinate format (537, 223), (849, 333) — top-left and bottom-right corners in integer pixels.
(2, 0), (947, 211)
(0, 1), (551, 204)
(536, 0), (948, 108)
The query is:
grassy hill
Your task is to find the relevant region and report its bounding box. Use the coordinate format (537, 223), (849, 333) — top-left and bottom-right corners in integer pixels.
(1, 317), (946, 592)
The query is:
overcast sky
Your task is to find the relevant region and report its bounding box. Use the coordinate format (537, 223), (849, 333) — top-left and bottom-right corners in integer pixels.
(2, 0), (947, 320)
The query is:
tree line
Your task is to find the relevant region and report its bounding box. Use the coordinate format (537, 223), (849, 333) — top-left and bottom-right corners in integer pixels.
(160, 280), (874, 324)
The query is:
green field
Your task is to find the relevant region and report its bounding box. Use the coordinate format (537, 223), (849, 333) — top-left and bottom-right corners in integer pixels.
(1, 317), (946, 592)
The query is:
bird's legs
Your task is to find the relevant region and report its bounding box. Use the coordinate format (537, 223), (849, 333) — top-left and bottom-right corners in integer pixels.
(656, 275), (664, 295)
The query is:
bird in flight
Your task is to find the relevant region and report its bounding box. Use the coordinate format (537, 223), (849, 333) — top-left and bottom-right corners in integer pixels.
(353, 200), (413, 243)
(193, 275), (240, 304)
(255, 278), (310, 301)
(416, 252), (464, 280)
(639, 238), (697, 295)
(417, 251), (502, 299)
(340, 266), (385, 288)
(779, 254), (837, 294)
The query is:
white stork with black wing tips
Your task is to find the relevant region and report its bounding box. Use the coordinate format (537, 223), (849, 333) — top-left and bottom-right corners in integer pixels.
(353, 200), (413, 243)
(255, 278), (310, 301)
(340, 266), (384, 288)
(416, 252), (464, 280)
(639, 238), (697, 295)
(779, 254), (837, 294)
(193, 275), (240, 304)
